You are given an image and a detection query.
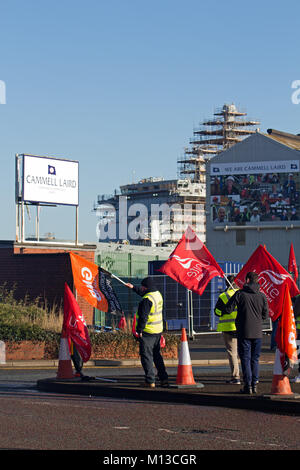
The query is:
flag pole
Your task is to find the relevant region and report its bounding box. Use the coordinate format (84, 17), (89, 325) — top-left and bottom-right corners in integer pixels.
(187, 290), (194, 340)
(99, 267), (128, 286)
(222, 273), (236, 291)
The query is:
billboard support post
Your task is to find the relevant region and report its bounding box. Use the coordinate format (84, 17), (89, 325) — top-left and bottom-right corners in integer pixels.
(21, 201), (25, 243)
(75, 205), (79, 245)
(36, 204), (40, 242)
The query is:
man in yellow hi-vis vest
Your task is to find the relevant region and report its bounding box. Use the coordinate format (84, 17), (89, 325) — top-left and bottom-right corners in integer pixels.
(126, 277), (168, 388)
(292, 294), (300, 383)
(214, 275), (240, 384)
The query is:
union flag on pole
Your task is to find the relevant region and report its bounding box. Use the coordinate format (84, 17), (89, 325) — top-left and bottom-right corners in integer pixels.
(158, 226), (224, 295)
(275, 281), (298, 368)
(69, 252), (109, 312)
(288, 243), (298, 283)
(63, 283), (92, 363)
(234, 245), (300, 321)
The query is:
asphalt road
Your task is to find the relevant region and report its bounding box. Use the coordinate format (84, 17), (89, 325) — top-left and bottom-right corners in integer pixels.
(1, 366), (300, 455)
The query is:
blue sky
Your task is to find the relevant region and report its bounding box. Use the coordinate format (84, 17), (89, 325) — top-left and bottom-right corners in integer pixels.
(1, 0), (300, 243)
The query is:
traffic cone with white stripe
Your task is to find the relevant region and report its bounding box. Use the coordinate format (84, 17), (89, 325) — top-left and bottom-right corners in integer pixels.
(56, 335), (74, 379)
(173, 328), (204, 389)
(270, 348), (294, 396)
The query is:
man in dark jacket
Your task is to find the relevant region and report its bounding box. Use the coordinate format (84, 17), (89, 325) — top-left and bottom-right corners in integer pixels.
(126, 277), (169, 388)
(225, 271), (269, 394)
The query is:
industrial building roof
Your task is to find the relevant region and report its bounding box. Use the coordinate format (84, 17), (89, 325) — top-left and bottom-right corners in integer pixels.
(266, 128), (300, 151)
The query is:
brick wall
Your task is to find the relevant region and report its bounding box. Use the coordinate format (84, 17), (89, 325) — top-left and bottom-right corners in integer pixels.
(0, 241), (96, 325)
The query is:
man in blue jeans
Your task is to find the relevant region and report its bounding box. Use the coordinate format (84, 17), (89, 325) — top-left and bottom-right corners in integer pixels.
(225, 272), (269, 394)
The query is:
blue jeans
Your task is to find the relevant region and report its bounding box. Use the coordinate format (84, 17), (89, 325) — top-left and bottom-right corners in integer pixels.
(237, 338), (262, 386)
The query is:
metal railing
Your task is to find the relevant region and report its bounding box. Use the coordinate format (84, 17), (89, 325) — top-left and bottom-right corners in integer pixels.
(96, 274), (272, 338)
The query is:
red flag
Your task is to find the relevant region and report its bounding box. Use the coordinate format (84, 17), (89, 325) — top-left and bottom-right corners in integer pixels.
(132, 313), (165, 347)
(158, 226), (224, 295)
(118, 314), (127, 330)
(132, 314), (139, 338)
(275, 281), (297, 364)
(235, 245), (300, 321)
(288, 243), (298, 282)
(63, 283), (91, 363)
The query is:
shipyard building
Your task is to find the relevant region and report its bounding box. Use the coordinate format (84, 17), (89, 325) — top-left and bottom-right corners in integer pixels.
(206, 128), (300, 267)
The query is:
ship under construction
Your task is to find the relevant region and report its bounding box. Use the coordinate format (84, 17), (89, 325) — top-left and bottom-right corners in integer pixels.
(178, 103), (260, 183)
(94, 103), (260, 246)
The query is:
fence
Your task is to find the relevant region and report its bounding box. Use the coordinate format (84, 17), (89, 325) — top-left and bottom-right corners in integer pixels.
(95, 272), (272, 338)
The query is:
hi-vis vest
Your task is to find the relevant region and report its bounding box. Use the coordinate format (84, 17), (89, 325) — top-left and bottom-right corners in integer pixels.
(136, 291), (163, 334)
(215, 288), (238, 332)
(293, 294), (300, 331)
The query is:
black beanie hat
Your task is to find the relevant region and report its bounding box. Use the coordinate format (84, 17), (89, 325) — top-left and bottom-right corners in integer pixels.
(141, 277), (157, 291)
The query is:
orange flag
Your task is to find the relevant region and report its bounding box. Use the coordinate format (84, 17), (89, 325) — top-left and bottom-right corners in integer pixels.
(275, 281), (297, 364)
(69, 252), (108, 312)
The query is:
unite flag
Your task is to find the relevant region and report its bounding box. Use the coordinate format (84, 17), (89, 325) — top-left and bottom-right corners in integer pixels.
(234, 244), (300, 321)
(158, 226), (224, 295)
(63, 283), (91, 363)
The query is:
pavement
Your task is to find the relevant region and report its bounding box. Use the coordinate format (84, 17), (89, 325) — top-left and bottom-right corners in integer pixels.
(3, 332), (300, 414)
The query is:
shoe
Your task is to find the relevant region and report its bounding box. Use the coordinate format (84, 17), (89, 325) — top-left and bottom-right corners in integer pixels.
(226, 378), (241, 384)
(81, 375), (95, 382)
(74, 372), (84, 378)
(160, 380), (169, 388)
(292, 375), (300, 383)
(240, 385), (252, 395)
(143, 382), (155, 388)
(252, 384), (258, 394)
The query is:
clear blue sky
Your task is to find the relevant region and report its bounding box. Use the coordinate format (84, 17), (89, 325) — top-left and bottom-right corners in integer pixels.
(1, 0), (300, 243)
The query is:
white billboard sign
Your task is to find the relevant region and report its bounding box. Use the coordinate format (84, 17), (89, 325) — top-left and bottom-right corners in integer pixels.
(22, 155), (79, 206)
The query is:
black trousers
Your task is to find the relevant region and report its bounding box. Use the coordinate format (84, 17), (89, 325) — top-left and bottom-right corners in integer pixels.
(71, 345), (83, 374)
(139, 333), (168, 384)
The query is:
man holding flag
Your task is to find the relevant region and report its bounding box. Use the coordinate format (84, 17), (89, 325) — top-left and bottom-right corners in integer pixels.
(291, 293), (300, 383)
(225, 272), (269, 394)
(126, 277), (169, 388)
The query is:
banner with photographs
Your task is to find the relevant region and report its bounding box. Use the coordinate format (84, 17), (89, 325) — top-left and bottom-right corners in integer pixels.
(210, 160), (300, 224)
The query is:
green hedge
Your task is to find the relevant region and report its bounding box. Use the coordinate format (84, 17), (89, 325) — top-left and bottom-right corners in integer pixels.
(0, 322), (60, 343)
(0, 322), (179, 348)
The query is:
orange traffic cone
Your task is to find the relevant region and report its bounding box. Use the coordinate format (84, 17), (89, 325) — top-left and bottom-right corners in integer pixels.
(270, 349), (294, 396)
(56, 336), (74, 379)
(173, 328), (203, 389)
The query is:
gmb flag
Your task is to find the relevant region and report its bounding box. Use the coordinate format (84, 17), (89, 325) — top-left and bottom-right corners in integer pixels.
(275, 281), (297, 365)
(69, 252), (108, 312)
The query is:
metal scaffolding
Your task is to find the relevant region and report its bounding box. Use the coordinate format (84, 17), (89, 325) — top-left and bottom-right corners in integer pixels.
(178, 103), (260, 182)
